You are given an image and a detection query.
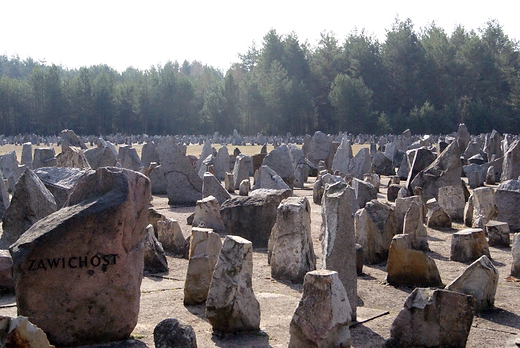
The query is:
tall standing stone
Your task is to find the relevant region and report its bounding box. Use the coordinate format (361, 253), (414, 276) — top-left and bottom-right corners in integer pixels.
(33, 148), (56, 169)
(206, 235), (260, 333)
(262, 144), (295, 187)
(10, 167), (151, 346)
(289, 270), (352, 348)
(269, 197), (316, 283)
(349, 147), (371, 180)
(192, 196), (225, 234)
(118, 145), (143, 171)
(184, 227), (222, 305)
(511, 233), (520, 278)
(321, 181), (357, 320)
(331, 138), (352, 175)
(501, 139), (520, 181)
(355, 199), (397, 264)
(496, 180), (520, 232)
(21, 142), (33, 168)
(438, 185), (466, 221)
(214, 146), (230, 181)
(233, 154), (251, 190)
(463, 187), (498, 229)
(141, 141), (159, 168)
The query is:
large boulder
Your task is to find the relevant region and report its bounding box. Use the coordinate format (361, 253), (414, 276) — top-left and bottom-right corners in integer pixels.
(220, 189), (291, 248)
(84, 145), (118, 169)
(34, 167), (87, 209)
(410, 141), (462, 201)
(202, 172), (231, 205)
(118, 145), (143, 171)
(252, 165), (291, 191)
(262, 144), (295, 187)
(10, 167), (151, 346)
(386, 288), (474, 348)
(157, 138), (202, 206)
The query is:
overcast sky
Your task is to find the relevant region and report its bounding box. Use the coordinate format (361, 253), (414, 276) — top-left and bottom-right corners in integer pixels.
(2, 0), (519, 72)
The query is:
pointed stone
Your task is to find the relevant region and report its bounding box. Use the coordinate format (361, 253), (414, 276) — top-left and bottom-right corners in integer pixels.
(206, 235), (260, 333)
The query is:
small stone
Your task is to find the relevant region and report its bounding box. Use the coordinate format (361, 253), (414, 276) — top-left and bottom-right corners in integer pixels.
(486, 220), (510, 247)
(154, 318), (197, 348)
(451, 228), (491, 263)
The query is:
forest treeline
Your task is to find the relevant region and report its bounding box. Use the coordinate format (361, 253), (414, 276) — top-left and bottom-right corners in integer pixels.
(0, 19), (519, 137)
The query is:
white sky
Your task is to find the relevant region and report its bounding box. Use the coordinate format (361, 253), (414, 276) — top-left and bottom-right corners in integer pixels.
(2, 0), (519, 72)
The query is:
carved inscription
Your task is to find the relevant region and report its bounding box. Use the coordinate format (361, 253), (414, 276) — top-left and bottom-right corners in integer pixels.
(27, 254), (118, 271)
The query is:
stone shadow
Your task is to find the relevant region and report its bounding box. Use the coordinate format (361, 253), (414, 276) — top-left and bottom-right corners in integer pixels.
(427, 250), (450, 261)
(211, 330), (271, 348)
(184, 303), (209, 323)
(350, 324), (385, 346)
(477, 308), (520, 331)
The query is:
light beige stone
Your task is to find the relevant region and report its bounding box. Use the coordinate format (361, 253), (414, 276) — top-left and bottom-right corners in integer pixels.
(386, 234), (442, 287)
(451, 228), (491, 263)
(511, 233), (520, 278)
(0, 316), (55, 348)
(184, 227), (222, 305)
(156, 218), (186, 253)
(438, 185), (465, 221)
(403, 202), (428, 250)
(464, 187), (498, 229)
(289, 270), (352, 348)
(206, 235), (260, 333)
(446, 255), (499, 312)
(269, 197), (316, 283)
(193, 195), (225, 234)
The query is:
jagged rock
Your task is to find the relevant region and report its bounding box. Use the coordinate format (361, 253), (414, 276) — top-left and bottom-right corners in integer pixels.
(202, 172), (231, 205)
(84, 145), (118, 169)
(118, 145), (143, 171)
(321, 181), (357, 320)
(445, 255), (498, 312)
(331, 137), (352, 175)
(193, 196), (225, 234)
(355, 199), (396, 264)
(386, 234), (442, 287)
(405, 147), (436, 192)
(184, 227), (222, 305)
(352, 178), (377, 209)
(457, 123), (471, 154)
(0, 168), (57, 249)
(195, 141), (213, 175)
(349, 147), (371, 180)
(140, 141), (159, 168)
(288, 270), (352, 348)
(386, 288), (474, 348)
(395, 195), (423, 234)
(10, 167), (151, 346)
(387, 184), (403, 202)
(206, 235), (260, 333)
(214, 146), (230, 181)
(425, 198), (452, 228)
(56, 146), (91, 169)
(269, 197), (316, 283)
(34, 167), (87, 209)
(220, 189), (291, 248)
(156, 217), (186, 254)
(372, 151), (395, 176)
(60, 129), (87, 150)
(157, 138), (202, 206)
(438, 185), (465, 221)
(154, 318), (197, 348)
(233, 154), (251, 190)
(501, 139), (520, 181)
(0, 316), (54, 348)
(403, 201), (428, 250)
(451, 228), (491, 263)
(463, 187), (498, 229)
(410, 141), (462, 201)
(485, 220), (510, 247)
(253, 165), (290, 191)
(262, 144), (295, 187)
(33, 148), (56, 170)
(143, 224), (168, 274)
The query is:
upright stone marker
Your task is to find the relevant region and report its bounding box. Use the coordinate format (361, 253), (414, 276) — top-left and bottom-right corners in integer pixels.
(10, 167), (151, 347)
(321, 181), (357, 320)
(206, 235), (260, 333)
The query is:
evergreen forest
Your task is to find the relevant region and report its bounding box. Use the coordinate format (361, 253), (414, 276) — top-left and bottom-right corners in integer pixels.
(0, 19), (519, 137)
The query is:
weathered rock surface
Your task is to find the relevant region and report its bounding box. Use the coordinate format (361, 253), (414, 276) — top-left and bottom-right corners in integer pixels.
(451, 228), (491, 263)
(193, 196), (225, 234)
(288, 270), (352, 348)
(262, 144), (295, 187)
(0, 315), (54, 348)
(352, 178), (377, 209)
(485, 220), (510, 247)
(403, 201), (428, 250)
(445, 255), (498, 312)
(156, 218), (186, 254)
(56, 146), (91, 169)
(321, 181), (357, 320)
(154, 318), (197, 348)
(10, 167), (151, 347)
(33, 148), (56, 170)
(496, 180), (520, 232)
(84, 145), (118, 169)
(118, 145), (143, 171)
(1, 168), (57, 249)
(410, 140), (462, 201)
(386, 234), (442, 287)
(425, 198), (452, 228)
(511, 233), (520, 278)
(331, 137), (352, 175)
(269, 197), (316, 283)
(386, 288), (474, 348)
(438, 185), (466, 221)
(184, 227), (222, 305)
(355, 199), (396, 264)
(501, 139), (520, 181)
(463, 186), (498, 229)
(202, 172), (231, 205)
(220, 189), (291, 248)
(0, 250), (14, 293)
(233, 154), (251, 190)
(143, 224), (168, 274)
(253, 165), (291, 191)
(157, 138), (202, 206)
(206, 235), (260, 333)
(34, 167), (87, 209)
